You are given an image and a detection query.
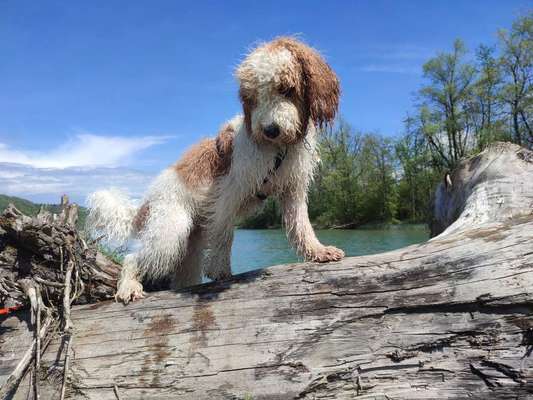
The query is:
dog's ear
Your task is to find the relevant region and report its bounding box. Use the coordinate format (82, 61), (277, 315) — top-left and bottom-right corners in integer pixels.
(281, 38), (340, 128)
(215, 125), (234, 159)
(236, 61), (256, 134)
(237, 86), (255, 135)
(214, 122), (235, 175)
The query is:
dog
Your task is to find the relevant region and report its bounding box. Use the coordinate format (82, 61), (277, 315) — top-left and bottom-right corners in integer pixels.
(87, 37), (345, 304)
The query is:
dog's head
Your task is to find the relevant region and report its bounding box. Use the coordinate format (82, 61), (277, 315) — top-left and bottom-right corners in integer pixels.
(236, 37), (340, 145)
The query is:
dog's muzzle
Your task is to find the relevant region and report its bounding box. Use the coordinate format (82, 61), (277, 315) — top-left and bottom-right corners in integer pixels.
(263, 124), (280, 139)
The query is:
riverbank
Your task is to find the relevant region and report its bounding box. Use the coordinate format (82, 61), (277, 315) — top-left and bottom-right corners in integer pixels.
(238, 219), (429, 231)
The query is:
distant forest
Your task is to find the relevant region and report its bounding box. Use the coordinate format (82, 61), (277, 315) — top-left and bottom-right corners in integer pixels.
(241, 12), (532, 229)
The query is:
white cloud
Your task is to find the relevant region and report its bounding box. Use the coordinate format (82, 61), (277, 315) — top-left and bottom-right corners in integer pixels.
(0, 162), (154, 204)
(372, 45), (434, 61)
(351, 44), (434, 61)
(0, 133), (171, 203)
(355, 44), (433, 75)
(0, 133), (171, 168)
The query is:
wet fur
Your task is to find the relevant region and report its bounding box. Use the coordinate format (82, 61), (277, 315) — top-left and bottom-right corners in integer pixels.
(87, 37), (344, 303)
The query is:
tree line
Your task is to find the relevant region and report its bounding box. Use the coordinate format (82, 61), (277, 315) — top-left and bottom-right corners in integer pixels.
(241, 12), (532, 229)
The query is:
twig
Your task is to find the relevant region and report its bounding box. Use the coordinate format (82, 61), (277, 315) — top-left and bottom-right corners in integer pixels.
(33, 276), (65, 288)
(79, 237), (89, 251)
(59, 334), (72, 400)
(17, 279), (43, 399)
(62, 260), (74, 332)
(59, 246), (63, 274)
(59, 253), (75, 400)
(71, 266), (83, 305)
(25, 367), (32, 400)
(0, 279), (9, 296)
(77, 277), (85, 302)
(34, 286), (41, 400)
(19, 280), (37, 325)
(113, 384), (122, 400)
(88, 234), (106, 245)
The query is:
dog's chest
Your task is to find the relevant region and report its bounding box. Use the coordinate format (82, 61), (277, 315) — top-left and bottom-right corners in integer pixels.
(230, 132), (317, 201)
(255, 150), (287, 199)
(253, 145), (312, 201)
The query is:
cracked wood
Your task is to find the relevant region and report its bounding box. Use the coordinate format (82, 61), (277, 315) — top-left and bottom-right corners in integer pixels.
(4, 142), (533, 399)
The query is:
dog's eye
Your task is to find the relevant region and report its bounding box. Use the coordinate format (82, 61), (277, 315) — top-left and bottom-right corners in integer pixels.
(239, 88), (257, 106)
(279, 86), (295, 98)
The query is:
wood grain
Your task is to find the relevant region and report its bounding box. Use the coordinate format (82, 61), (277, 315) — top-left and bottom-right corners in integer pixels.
(4, 142), (533, 399)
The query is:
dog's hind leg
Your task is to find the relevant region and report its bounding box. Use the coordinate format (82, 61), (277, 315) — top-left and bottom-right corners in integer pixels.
(171, 226), (204, 290)
(137, 201), (194, 281)
(115, 199), (195, 303)
(115, 253), (145, 304)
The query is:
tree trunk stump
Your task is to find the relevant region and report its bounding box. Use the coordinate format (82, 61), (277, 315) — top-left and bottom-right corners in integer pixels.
(3, 142), (533, 399)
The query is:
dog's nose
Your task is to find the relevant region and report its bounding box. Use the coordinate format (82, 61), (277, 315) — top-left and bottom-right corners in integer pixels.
(263, 124), (280, 139)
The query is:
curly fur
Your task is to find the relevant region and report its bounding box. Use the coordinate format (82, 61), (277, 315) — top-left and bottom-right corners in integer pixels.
(87, 37), (344, 303)
(86, 188), (138, 245)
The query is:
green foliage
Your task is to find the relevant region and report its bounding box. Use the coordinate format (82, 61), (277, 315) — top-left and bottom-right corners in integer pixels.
(309, 120), (363, 227)
(395, 119), (441, 222)
(418, 39), (477, 169)
(238, 198), (281, 229)
(97, 244), (125, 264)
(243, 122), (406, 229)
(413, 12), (532, 171)
(497, 11), (533, 147)
(0, 194), (42, 216)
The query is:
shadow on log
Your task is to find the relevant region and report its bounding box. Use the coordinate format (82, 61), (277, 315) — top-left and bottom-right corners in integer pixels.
(3, 142), (533, 399)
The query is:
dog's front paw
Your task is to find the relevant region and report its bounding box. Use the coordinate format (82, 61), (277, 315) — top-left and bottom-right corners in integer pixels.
(205, 268), (232, 281)
(203, 254), (232, 281)
(115, 277), (145, 305)
(308, 246), (345, 263)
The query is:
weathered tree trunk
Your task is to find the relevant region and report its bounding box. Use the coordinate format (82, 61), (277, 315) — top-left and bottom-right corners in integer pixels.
(3, 142), (533, 399)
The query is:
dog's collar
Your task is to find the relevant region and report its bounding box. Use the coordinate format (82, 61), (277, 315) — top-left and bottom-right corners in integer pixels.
(272, 148), (287, 171)
(256, 147), (288, 200)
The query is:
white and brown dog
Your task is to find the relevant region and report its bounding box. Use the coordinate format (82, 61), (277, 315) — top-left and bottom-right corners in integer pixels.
(87, 37), (345, 303)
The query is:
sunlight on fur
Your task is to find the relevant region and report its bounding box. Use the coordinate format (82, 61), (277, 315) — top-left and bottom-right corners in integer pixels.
(86, 37), (344, 304)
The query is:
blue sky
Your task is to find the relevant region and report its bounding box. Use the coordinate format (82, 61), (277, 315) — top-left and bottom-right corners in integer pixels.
(0, 1), (530, 203)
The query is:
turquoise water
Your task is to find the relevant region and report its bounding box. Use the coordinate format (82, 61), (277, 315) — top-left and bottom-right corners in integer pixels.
(231, 225), (430, 274)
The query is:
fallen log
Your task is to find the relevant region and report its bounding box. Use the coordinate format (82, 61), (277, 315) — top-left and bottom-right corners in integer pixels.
(4, 142), (533, 399)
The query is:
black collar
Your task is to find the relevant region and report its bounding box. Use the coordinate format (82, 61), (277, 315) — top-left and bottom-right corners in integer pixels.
(256, 147), (288, 200)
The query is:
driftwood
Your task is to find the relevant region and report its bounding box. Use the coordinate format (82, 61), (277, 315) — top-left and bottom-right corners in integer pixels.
(0, 198), (120, 308)
(0, 197), (121, 399)
(2, 142), (533, 399)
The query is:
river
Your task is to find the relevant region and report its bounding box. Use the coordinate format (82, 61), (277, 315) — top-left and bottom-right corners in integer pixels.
(231, 225), (430, 274)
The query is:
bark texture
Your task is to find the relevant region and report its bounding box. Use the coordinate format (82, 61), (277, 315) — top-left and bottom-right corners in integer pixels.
(0, 198), (121, 398)
(3, 142), (533, 399)
(0, 202), (120, 308)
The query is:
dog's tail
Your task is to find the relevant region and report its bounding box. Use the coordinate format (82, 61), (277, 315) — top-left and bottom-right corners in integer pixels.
(86, 189), (138, 247)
